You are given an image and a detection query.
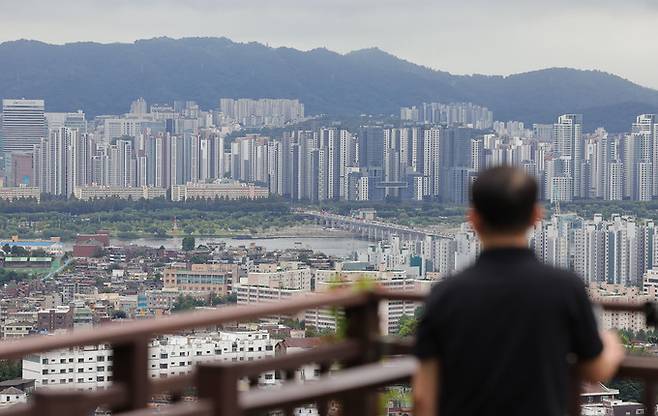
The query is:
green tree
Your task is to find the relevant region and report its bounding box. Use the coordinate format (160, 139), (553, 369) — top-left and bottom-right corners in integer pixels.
(0, 360), (21, 382)
(398, 315), (418, 337)
(173, 295), (207, 312)
(182, 236), (196, 251)
(305, 326), (335, 338)
(10, 246), (28, 256)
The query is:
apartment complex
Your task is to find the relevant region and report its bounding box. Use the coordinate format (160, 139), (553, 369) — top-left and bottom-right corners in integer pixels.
(23, 331), (276, 390)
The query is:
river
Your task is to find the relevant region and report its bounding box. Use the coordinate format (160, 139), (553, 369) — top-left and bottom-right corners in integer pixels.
(64, 236), (371, 258)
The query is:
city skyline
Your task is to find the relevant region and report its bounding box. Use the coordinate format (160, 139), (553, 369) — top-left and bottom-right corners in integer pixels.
(2, 95), (658, 207)
(1, 0), (657, 89)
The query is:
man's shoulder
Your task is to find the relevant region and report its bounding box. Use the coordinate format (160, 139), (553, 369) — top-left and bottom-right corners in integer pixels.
(429, 260), (585, 296)
(529, 261), (585, 288)
(426, 267), (479, 299)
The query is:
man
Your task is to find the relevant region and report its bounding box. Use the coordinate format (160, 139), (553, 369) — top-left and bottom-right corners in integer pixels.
(413, 166), (625, 416)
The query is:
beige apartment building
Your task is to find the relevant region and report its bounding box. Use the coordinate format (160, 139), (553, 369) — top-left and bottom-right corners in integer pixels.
(73, 186), (166, 201)
(170, 181), (269, 201)
(163, 264), (232, 295)
(588, 283), (656, 332)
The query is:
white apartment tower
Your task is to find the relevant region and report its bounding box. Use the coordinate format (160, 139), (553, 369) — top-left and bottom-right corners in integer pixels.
(553, 114), (583, 198)
(1, 99), (46, 155)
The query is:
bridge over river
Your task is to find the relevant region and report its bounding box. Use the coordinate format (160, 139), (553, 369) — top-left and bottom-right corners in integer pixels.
(299, 209), (453, 242)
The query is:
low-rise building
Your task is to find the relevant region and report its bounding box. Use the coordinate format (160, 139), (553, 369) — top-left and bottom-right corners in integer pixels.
(37, 306), (73, 333)
(2, 321), (34, 340)
(245, 264), (312, 292)
(312, 267), (419, 335)
(73, 186), (166, 201)
(0, 186), (40, 202)
(588, 283), (654, 332)
(0, 236), (63, 255)
(171, 181), (269, 201)
(163, 264), (231, 295)
(0, 387), (27, 408)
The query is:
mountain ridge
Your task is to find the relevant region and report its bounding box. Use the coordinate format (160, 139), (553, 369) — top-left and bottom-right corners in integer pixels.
(0, 36), (657, 132)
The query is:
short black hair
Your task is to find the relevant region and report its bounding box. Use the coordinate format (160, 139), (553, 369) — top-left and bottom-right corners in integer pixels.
(470, 166), (538, 233)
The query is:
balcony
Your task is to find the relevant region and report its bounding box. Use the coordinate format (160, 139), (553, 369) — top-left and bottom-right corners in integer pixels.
(0, 289), (656, 416)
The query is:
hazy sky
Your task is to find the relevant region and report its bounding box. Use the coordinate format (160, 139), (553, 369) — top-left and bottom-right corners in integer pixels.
(1, 0), (657, 89)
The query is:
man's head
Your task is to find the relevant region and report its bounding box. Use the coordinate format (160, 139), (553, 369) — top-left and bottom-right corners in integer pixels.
(469, 166), (542, 243)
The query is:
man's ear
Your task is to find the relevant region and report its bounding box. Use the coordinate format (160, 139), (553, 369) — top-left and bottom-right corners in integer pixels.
(531, 204), (544, 225)
(468, 208), (483, 235)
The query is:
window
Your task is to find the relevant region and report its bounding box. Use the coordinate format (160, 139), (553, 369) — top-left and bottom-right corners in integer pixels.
(78, 369), (83, 373)
(60, 369), (66, 374)
(77, 378), (84, 383)
(42, 358), (48, 364)
(78, 358), (84, 363)
(97, 376), (104, 382)
(97, 366), (104, 372)
(160, 364), (168, 369)
(42, 369), (48, 375)
(265, 345), (273, 351)
(60, 359), (66, 364)
(160, 353), (168, 359)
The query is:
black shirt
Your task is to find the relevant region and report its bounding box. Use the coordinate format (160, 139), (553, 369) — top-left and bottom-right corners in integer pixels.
(414, 248), (603, 416)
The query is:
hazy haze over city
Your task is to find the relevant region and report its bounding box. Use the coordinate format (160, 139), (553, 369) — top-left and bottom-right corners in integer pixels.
(1, 0), (657, 89)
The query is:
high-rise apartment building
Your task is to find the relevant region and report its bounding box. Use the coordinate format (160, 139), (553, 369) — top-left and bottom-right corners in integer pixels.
(553, 114), (583, 199)
(1, 99), (46, 155)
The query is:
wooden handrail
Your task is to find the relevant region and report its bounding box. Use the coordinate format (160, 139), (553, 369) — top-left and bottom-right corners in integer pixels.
(0, 289), (655, 416)
(239, 357), (417, 412)
(0, 290), (370, 360)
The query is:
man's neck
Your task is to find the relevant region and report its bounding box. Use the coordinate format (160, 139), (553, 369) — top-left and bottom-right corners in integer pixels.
(479, 233), (528, 251)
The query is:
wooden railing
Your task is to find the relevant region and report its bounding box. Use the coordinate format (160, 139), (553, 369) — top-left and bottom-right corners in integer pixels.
(0, 289), (655, 415)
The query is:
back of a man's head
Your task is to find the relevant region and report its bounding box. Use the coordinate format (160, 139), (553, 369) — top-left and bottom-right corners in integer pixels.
(470, 166), (538, 234)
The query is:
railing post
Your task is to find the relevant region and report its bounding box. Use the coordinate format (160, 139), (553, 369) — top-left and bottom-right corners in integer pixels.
(342, 291), (381, 416)
(196, 363), (241, 416)
(644, 381), (656, 416)
(33, 390), (89, 416)
(111, 336), (150, 412)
